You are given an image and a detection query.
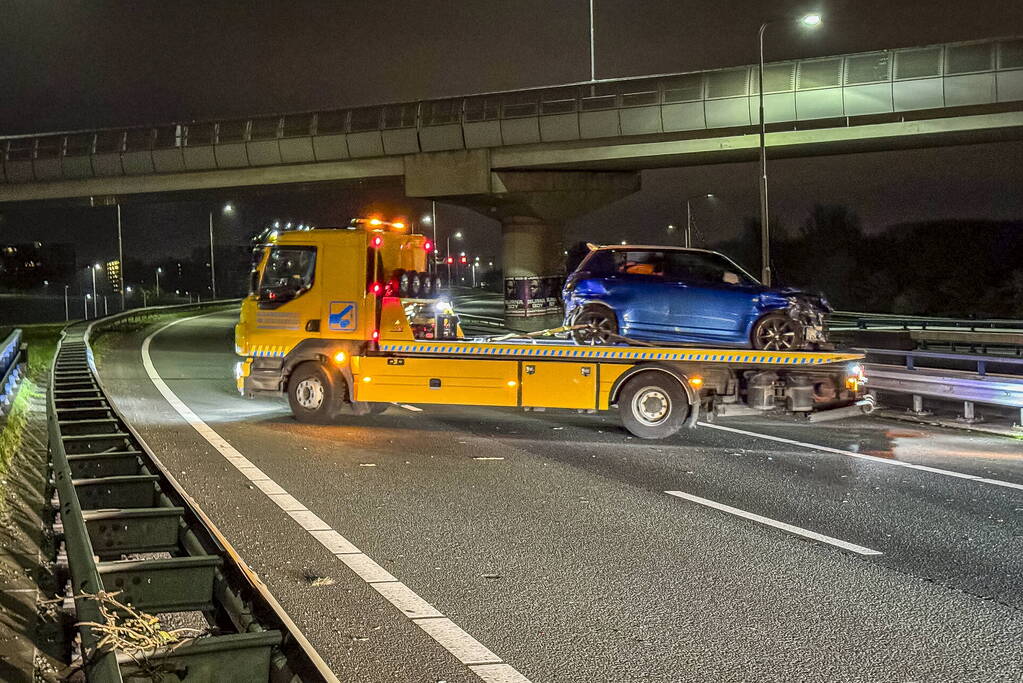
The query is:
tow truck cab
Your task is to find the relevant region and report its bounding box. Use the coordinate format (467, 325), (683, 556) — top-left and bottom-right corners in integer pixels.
(235, 224), (457, 399)
(236, 224), (869, 439)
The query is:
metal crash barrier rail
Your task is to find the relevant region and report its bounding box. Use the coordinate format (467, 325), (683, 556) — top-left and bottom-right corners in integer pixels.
(858, 347), (1023, 424)
(49, 301), (336, 681)
(1, 327), (27, 412)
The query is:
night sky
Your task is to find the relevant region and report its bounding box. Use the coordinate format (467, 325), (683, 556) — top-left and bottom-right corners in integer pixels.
(1, 0), (1021, 273)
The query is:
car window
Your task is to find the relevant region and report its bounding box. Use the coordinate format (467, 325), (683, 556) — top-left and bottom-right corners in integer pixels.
(665, 251), (754, 285)
(581, 249), (616, 275)
(613, 250), (666, 278)
(258, 246), (316, 307)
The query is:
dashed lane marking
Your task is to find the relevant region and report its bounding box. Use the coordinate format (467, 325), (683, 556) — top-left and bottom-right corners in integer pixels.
(142, 314), (530, 683)
(699, 421), (1023, 492)
(665, 491), (883, 556)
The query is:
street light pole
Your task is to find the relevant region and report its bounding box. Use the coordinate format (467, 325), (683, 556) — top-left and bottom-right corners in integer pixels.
(155, 267), (162, 300)
(757, 13), (821, 287)
(91, 265), (99, 318)
(63, 284), (69, 321)
(757, 21), (771, 287)
(685, 200), (693, 249)
(589, 0), (596, 81)
(116, 204), (125, 311)
(209, 210), (217, 299)
(431, 201), (438, 273)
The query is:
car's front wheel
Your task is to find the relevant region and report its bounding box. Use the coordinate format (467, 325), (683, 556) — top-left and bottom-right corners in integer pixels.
(751, 313), (804, 351)
(570, 306), (618, 345)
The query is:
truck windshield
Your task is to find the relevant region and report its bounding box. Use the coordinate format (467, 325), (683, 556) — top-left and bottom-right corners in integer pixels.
(258, 246), (316, 307)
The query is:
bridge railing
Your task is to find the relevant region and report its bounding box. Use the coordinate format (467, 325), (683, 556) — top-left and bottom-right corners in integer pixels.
(2, 35), (1021, 183)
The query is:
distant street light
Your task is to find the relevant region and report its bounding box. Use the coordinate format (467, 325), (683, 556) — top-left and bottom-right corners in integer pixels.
(155, 267), (162, 299)
(757, 13), (822, 286)
(91, 264), (101, 318)
(446, 231), (463, 283)
(63, 284), (69, 321)
(681, 193), (717, 248)
(223, 202), (234, 214)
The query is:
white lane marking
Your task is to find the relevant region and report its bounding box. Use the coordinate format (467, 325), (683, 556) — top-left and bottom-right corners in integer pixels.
(666, 491), (883, 556)
(373, 581), (444, 619)
(470, 663), (534, 683)
(141, 314), (528, 681)
(397, 403), (423, 412)
(699, 421), (1023, 492)
(413, 617), (503, 665)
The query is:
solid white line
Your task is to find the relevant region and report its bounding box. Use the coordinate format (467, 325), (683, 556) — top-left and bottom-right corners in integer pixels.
(666, 491), (883, 556)
(699, 421), (1023, 492)
(141, 314), (528, 682)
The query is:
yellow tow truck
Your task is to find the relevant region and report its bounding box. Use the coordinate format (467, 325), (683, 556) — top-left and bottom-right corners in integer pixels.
(235, 221), (869, 439)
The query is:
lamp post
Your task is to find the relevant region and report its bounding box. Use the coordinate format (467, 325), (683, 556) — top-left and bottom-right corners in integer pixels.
(91, 264), (101, 318)
(446, 231), (462, 284)
(116, 204), (125, 311)
(679, 193), (717, 248)
(757, 12), (822, 286)
(155, 267), (162, 300)
(63, 284), (69, 321)
(210, 202), (232, 299)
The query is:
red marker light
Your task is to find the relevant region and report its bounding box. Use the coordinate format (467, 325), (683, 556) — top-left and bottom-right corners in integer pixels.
(459, 255), (467, 264)
(371, 235), (383, 248)
(446, 256), (454, 264)
(423, 240), (433, 252)
(369, 282), (382, 295)
(371, 330), (380, 340)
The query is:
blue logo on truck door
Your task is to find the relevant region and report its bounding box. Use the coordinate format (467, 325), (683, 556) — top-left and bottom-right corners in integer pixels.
(328, 301), (357, 331)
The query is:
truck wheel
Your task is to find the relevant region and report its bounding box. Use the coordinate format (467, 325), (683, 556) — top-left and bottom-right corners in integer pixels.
(288, 362), (345, 424)
(618, 373), (689, 439)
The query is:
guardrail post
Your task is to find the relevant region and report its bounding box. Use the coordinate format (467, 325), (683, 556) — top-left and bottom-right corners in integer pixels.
(908, 394), (931, 416)
(957, 400), (981, 424)
(976, 360), (986, 376)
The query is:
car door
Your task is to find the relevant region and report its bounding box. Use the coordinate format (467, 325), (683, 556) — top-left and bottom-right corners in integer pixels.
(665, 251), (757, 342)
(607, 250), (677, 339)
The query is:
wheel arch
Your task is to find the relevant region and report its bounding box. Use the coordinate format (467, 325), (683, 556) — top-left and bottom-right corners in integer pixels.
(609, 363), (699, 427)
(282, 339), (364, 401)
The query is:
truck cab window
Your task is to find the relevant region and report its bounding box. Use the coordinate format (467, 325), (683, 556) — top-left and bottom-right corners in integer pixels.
(258, 246), (316, 308)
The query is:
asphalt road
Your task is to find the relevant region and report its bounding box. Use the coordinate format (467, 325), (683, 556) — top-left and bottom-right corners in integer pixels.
(97, 309), (1023, 682)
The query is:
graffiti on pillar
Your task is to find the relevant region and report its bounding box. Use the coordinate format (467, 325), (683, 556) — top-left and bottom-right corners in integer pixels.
(504, 276), (565, 317)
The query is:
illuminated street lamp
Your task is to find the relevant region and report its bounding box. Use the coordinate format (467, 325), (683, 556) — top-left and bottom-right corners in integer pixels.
(63, 284), (69, 321)
(446, 231), (462, 284)
(757, 13), (822, 285)
(155, 267), (162, 299)
(90, 264), (101, 318)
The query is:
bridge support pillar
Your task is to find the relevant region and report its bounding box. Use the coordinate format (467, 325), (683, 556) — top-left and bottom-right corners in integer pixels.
(410, 168), (640, 331)
(500, 216), (565, 332)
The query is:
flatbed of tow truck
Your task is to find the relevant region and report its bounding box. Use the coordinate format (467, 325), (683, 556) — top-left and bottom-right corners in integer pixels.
(235, 224), (868, 439)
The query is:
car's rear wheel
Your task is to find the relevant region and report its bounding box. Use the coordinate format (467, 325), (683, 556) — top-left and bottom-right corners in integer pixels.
(571, 307), (618, 345)
(752, 313), (804, 351)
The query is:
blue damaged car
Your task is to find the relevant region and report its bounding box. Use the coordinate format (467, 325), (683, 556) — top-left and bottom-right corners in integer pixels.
(563, 245), (830, 350)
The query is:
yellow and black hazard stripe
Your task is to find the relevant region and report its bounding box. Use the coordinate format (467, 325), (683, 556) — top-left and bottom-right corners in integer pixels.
(377, 342), (861, 366)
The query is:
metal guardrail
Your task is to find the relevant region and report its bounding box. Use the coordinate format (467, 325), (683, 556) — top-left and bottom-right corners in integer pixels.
(1, 328), (27, 412)
(858, 347), (1023, 424)
(50, 301), (336, 682)
(831, 311), (1023, 332)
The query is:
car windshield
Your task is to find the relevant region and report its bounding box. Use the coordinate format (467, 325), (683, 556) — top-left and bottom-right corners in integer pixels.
(258, 246), (316, 306)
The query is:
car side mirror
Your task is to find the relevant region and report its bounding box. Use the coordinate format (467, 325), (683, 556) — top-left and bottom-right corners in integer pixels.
(723, 271), (740, 285)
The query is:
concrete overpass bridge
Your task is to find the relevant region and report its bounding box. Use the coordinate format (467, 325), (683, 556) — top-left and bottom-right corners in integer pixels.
(3, 35), (1021, 327)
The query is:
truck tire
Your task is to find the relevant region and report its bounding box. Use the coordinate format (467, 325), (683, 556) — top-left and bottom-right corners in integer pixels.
(618, 373), (689, 439)
(288, 361), (345, 424)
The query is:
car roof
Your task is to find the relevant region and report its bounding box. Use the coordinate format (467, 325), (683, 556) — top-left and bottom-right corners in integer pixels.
(592, 245), (725, 256)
